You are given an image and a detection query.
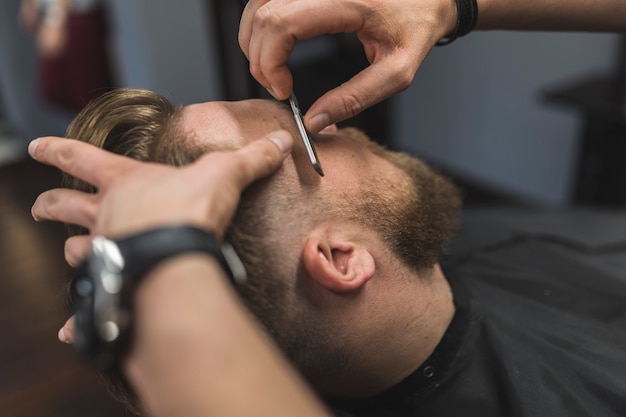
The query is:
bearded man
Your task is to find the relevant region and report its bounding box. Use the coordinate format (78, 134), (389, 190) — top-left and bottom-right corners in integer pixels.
(47, 89), (626, 417)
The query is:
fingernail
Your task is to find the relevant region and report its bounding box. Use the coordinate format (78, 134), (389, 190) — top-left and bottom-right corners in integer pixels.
(31, 205), (40, 222)
(268, 84), (289, 100)
(268, 84), (278, 98)
(58, 327), (70, 344)
(268, 132), (289, 154)
(308, 113), (330, 134)
(319, 124), (338, 134)
(28, 138), (40, 159)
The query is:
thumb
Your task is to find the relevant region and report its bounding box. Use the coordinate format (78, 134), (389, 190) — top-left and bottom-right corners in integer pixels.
(234, 130), (293, 190)
(303, 54), (418, 133)
(207, 129), (294, 191)
(185, 130), (294, 237)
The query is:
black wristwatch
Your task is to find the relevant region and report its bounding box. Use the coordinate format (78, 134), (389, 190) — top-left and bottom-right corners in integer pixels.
(70, 225), (246, 370)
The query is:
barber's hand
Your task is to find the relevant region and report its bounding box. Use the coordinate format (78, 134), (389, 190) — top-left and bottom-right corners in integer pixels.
(239, 0), (457, 133)
(39, 133), (331, 417)
(30, 130), (293, 267)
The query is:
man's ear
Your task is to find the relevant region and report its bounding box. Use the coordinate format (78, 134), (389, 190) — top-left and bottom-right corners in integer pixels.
(302, 231), (375, 293)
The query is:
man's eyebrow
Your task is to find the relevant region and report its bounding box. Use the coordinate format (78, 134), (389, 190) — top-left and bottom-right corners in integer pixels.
(271, 100), (291, 114)
(273, 100), (290, 111)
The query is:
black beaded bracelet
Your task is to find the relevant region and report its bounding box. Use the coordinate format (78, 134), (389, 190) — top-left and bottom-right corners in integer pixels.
(436, 0), (478, 46)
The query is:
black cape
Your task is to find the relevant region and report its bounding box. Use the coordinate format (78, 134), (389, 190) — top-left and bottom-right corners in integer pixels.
(329, 208), (626, 417)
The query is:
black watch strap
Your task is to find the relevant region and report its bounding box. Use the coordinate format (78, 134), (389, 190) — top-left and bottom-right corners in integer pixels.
(71, 225), (246, 370)
(115, 225), (246, 286)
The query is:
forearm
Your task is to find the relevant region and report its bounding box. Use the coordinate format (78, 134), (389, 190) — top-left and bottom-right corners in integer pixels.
(477, 0), (626, 32)
(127, 254), (330, 417)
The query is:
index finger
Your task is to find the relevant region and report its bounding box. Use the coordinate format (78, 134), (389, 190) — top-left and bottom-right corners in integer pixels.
(29, 137), (136, 189)
(243, 0), (367, 99)
(238, 0), (271, 58)
(235, 130), (294, 189)
(304, 51), (422, 131)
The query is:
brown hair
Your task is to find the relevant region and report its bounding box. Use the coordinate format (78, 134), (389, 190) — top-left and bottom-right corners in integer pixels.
(64, 89), (189, 415)
(339, 127), (461, 271)
(62, 89), (461, 413)
(64, 88), (192, 230)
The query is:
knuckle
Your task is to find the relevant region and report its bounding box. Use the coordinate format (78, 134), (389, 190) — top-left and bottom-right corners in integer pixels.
(95, 165), (118, 188)
(391, 57), (417, 92)
(256, 4), (280, 27)
(260, 144), (277, 171)
(249, 62), (262, 80)
(340, 93), (366, 118)
(43, 191), (63, 220)
(74, 195), (97, 225)
(395, 71), (413, 92)
(255, 5), (293, 42)
(56, 143), (77, 171)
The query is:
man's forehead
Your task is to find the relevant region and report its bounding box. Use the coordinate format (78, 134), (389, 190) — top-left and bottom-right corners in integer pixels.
(181, 99), (294, 151)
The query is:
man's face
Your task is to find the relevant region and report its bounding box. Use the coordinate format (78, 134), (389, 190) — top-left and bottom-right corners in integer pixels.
(63, 90), (458, 404)
(178, 99), (460, 382)
(181, 99), (459, 271)
(180, 99), (458, 277)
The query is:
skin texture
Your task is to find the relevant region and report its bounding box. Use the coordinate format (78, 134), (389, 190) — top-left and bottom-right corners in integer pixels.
(239, 0), (626, 133)
(30, 129), (293, 240)
(239, 0), (457, 133)
(37, 92), (459, 407)
(30, 0), (626, 416)
(31, 132), (334, 417)
(29, 0), (626, 413)
(181, 100), (453, 396)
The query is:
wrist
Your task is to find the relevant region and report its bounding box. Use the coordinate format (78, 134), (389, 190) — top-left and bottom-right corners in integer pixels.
(440, 0), (460, 38)
(133, 254), (230, 340)
(436, 0), (479, 46)
(70, 225), (246, 369)
(123, 255), (235, 417)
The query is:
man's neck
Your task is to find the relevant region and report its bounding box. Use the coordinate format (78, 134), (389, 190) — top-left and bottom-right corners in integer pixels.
(321, 264), (455, 398)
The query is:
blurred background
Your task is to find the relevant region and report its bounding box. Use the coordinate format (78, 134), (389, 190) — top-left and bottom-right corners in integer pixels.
(0, 1), (624, 416)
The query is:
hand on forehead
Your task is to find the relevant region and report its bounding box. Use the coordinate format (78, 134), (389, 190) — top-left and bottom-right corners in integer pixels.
(181, 99), (295, 151)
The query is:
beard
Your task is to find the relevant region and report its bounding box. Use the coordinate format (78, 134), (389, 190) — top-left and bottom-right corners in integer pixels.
(331, 127), (462, 272)
(225, 127), (461, 385)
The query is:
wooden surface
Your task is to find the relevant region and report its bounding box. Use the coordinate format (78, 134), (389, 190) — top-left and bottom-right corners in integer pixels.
(0, 157), (128, 417)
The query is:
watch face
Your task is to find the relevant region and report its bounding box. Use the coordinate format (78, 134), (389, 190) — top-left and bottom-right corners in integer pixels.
(93, 236), (125, 274)
(70, 237), (131, 370)
(71, 272), (96, 354)
(68, 226), (247, 370)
